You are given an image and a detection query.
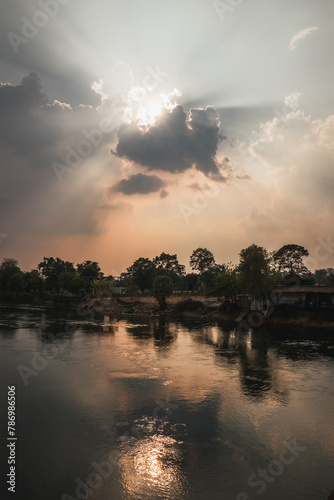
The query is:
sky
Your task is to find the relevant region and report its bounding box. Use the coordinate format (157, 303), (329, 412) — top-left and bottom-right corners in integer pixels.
(0, 0), (334, 275)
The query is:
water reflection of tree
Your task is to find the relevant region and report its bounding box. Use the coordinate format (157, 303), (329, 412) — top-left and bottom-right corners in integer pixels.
(124, 317), (177, 351)
(152, 317), (177, 352)
(126, 322), (151, 339)
(238, 334), (272, 400)
(196, 327), (239, 362)
(39, 321), (76, 350)
(0, 308), (20, 336)
(193, 326), (290, 404)
(0, 305), (45, 335)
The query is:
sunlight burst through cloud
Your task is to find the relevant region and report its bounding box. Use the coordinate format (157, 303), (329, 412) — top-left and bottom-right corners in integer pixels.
(127, 88), (182, 129)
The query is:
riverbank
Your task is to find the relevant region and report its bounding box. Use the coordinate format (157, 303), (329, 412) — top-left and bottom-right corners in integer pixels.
(79, 295), (221, 318)
(1, 295), (334, 328)
(78, 296), (334, 328)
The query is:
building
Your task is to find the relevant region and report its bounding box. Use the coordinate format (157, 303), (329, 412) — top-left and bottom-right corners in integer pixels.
(271, 286), (334, 310)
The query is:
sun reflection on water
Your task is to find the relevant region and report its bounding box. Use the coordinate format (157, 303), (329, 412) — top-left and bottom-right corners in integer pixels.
(119, 434), (186, 499)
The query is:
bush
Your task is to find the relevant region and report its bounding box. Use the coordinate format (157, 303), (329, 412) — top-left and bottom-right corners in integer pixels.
(174, 298), (204, 313)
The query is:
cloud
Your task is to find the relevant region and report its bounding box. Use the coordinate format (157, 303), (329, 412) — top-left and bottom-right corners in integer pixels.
(0, 72), (115, 172)
(238, 93), (334, 237)
(236, 173), (251, 180)
(312, 115), (334, 154)
(284, 92), (301, 111)
(112, 173), (166, 195)
(289, 27), (318, 51)
(0, 71), (234, 245)
(0, 73), (121, 239)
(240, 205), (284, 233)
(0, 73), (60, 168)
(188, 182), (203, 191)
(113, 104), (228, 179)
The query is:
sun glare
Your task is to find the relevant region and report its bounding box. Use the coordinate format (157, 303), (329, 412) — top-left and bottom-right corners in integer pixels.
(137, 100), (163, 128)
(125, 88), (182, 129)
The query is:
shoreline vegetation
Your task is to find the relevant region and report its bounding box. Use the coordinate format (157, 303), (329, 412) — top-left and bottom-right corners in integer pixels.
(1, 294), (334, 328)
(83, 296), (334, 328)
(1, 244), (334, 329)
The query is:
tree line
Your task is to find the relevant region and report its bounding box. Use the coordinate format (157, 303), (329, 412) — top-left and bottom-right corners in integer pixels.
(0, 244), (333, 302)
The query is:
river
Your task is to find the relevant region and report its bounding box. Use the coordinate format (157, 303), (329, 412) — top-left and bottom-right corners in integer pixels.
(0, 304), (334, 500)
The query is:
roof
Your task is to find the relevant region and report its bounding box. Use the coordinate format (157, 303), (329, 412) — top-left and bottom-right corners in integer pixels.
(273, 286), (334, 293)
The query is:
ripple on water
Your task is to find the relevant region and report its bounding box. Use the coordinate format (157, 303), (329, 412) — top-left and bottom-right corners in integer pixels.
(118, 434), (187, 499)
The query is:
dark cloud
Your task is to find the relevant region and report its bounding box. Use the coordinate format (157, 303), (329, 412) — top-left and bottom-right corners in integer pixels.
(0, 73), (115, 172)
(0, 73), (47, 110)
(0, 73), (61, 168)
(113, 105), (227, 178)
(112, 173), (166, 195)
(0, 73), (118, 238)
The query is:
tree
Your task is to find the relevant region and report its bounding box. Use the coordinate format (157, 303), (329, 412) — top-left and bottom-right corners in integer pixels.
(315, 268), (334, 286)
(126, 281), (139, 297)
(197, 264), (225, 292)
(272, 244), (309, 275)
(23, 270), (45, 296)
(153, 275), (174, 310)
(190, 248), (215, 274)
(67, 275), (86, 295)
(37, 257), (75, 292)
(153, 252), (185, 290)
(184, 273), (198, 292)
(127, 258), (156, 294)
(0, 258), (23, 295)
(76, 262), (103, 295)
(58, 271), (76, 291)
(238, 244), (271, 297)
(77, 261), (101, 279)
(314, 269), (327, 284)
(7, 271), (24, 295)
(208, 263), (239, 300)
(153, 253), (185, 277)
(91, 275), (110, 298)
(58, 271), (85, 295)
(328, 272), (334, 286)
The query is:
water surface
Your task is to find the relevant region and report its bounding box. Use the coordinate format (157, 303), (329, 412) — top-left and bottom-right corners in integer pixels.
(0, 304), (334, 500)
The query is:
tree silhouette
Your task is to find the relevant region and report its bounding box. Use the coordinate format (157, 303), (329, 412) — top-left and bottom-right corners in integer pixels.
(272, 244), (309, 275)
(0, 258), (23, 295)
(127, 258), (156, 293)
(153, 275), (174, 310)
(153, 252), (185, 277)
(77, 260), (101, 279)
(190, 247), (215, 274)
(38, 257), (75, 292)
(238, 244), (270, 297)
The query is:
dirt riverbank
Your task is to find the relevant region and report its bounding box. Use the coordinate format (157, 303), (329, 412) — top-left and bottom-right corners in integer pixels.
(78, 296), (334, 328)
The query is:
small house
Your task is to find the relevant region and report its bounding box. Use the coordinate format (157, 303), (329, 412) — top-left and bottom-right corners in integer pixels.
(271, 286), (334, 310)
